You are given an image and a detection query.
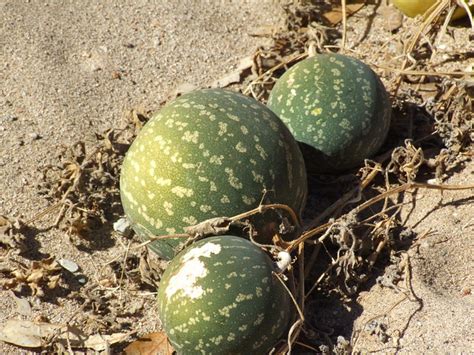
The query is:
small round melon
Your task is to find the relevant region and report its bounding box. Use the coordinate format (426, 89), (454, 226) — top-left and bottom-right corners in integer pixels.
(268, 53), (391, 174)
(120, 89), (307, 259)
(157, 235), (291, 354)
(392, 0), (471, 20)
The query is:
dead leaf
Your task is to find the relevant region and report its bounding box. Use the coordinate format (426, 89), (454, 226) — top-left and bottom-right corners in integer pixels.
(211, 71), (241, 88)
(0, 319), (128, 350)
(323, 3), (365, 25)
(0, 257), (62, 297)
(124, 332), (174, 355)
(0, 319), (85, 348)
(380, 5), (404, 32)
(8, 290), (32, 316)
(0, 215), (26, 251)
(84, 332), (130, 351)
(210, 56), (254, 88)
(183, 217), (232, 236)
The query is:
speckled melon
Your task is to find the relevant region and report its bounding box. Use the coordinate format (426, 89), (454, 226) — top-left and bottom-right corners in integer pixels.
(157, 235), (291, 354)
(267, 53), (391, 174)
(120, 89), (307, 259)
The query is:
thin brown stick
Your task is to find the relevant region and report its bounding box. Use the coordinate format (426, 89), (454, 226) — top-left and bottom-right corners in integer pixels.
(274, 271), (305, 354)
(376, 65), (473, 78)
(230, 203), (301, 229)
(341, 0), (347, 52)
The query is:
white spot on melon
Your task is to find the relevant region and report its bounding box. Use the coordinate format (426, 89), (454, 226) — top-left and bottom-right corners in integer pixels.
(209, 155), (224, 165)
(155, 176), (172, 186)
(182, 130), (199, 143)
(235, 141), (247, 153)
(182, 216), (198, 225)
(165, 242), (221, 300)
(171, 186), (194, 198)
(253, 313), (265, 326)
(199, 205), (212, 213)
(236, 293), (253, 302)
(311, 107), (322, 116)
(218, 122), (228, 136)
(164, 201), (174, 216)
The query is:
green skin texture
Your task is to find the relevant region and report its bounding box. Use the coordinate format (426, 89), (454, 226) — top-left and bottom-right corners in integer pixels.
(120, 89), (307, 259)
(268, 53), (391, 174)
(157, 235), (291, 354)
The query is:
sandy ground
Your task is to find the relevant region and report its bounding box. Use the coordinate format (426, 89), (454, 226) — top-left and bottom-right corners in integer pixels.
(1, 0), (473, 354)
(0, 1), (284, 353)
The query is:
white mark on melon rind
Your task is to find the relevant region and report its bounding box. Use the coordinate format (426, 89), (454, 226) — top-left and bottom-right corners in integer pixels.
(165, 242), (221, 300)
(171, 186), (194, 198)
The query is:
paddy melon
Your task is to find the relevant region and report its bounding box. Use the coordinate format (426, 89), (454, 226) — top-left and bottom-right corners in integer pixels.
(120, 89), (307, 259)
(392, 0), (472, 20)
(267, 53), (391, 174)
(157, 235), (291, 354)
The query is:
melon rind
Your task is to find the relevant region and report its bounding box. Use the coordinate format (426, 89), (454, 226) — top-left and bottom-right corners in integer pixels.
(157, 235), (291, 354)
(120, 89), (307, 259)
(267, 53), (391, 174)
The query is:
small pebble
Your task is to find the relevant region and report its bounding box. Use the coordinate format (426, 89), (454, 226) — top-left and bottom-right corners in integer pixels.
(29, 132), (41, 141)
(113, 217), (132, 236)
(0, 114), (17, 123)
(77, 275), (88, 285)
(58, 258), (79, 273)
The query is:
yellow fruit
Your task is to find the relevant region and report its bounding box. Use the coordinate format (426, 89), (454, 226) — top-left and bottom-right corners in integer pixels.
(392, 0), (471, 20)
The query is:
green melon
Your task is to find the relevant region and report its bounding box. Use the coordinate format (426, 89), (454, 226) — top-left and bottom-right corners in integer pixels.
(120, 89), (307, 259)
(268, 53), (391, 174)
(157, 235), (291, 354)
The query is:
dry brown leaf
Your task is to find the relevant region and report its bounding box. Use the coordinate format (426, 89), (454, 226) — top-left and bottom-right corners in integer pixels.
(210, 56), (254, 88)
(8, 290), (32, 316)
(323, 3), (365, 25)
(84, 332), (130, 351)
(0, 319), (128, 350)
(0, 257), (62, 297)
(124, 332), (174, 355)
(0, 215), (26, 251)
(0, 319), (85, 348)
(380, 4), (404, 32)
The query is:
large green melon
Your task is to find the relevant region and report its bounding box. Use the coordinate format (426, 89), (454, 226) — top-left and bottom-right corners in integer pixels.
(120, 89), (307, 259)
(268, 53), (391, 174)
(157, 235), (291, 354)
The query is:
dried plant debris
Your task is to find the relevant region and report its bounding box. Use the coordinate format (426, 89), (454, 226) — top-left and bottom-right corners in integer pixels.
(0, 215), (27, 253)
(108, 248), (166, 290)
(69, 281), (149, 335)
(124, 331), (174, 355)
(0, 319), (129, 351)
(0, 257), (62, 297)
(37, 120), (144, 247)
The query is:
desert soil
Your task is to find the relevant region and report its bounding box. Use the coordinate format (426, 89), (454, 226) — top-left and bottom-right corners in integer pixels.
(1, 1), (473, 354)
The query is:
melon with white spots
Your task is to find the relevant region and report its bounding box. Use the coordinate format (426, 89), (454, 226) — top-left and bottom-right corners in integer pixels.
(120, 89), (307, 259)
(157, 235), (291, 354)
(268, 53), (391, 174)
